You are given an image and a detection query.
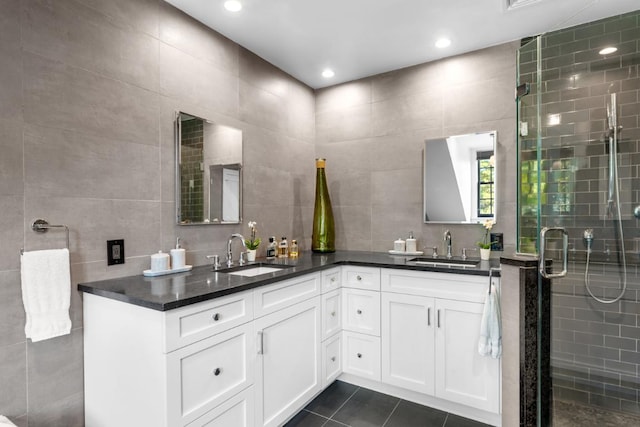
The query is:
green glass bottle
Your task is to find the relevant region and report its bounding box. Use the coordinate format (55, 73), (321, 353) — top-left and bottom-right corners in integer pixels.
(312, 158), (336, 253)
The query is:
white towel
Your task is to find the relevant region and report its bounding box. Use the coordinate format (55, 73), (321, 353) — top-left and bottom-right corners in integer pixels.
(0, 415), (17, 426)
(478, 284), (502, 358)
(20, 248), (72, 342)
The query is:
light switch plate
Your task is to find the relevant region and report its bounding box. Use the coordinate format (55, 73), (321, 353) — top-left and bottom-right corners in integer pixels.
(107, 239), (125, 265)
(490, 233), (504, 251)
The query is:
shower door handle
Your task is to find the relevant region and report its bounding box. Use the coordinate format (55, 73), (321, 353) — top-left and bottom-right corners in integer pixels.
(539, 227), (568, 279)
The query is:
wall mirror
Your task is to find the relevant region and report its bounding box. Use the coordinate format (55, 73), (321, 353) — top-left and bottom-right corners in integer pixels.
(423, 130), (496, 224)
(175, 112), (243, 225)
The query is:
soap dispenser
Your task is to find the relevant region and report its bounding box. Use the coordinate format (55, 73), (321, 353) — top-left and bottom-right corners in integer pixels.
(170, 237), (186, 269)
(405, 232), (417, 253)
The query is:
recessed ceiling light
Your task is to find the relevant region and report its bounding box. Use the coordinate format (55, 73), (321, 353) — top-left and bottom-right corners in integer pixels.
(435, 38), (451, 49)
(322, 69), (335, 78)
(599, 46), (617, 55)
(224, 0), (242, 12)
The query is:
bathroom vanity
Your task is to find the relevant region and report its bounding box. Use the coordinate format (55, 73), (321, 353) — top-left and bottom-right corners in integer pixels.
(79, 252), (501, 427)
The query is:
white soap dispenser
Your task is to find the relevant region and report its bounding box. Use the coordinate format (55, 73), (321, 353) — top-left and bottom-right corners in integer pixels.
(405, 232), (417, 253)
(170, 237), (186, 270)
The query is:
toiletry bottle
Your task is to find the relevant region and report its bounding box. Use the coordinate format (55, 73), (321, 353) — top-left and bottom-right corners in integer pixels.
(289, 239), (299, 258)
(278, 237), (289, 258)
(170, 237), (186, 269)
(405, 232), (417, 253)
(266, 237), (277, 259)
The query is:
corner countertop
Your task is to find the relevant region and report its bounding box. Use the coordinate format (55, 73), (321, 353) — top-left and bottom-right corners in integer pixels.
(78, 250), (501, 311)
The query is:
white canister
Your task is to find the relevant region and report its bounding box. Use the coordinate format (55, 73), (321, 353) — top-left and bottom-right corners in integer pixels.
(405, 237), (417, 253)
(170, 248), (186, 269)
(394, 238), (406, 252)
(150, 251), (170, 272)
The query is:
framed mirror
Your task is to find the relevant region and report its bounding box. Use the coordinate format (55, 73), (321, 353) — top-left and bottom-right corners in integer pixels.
(423, 130), (496, 224)
(175, 112), (243, 225)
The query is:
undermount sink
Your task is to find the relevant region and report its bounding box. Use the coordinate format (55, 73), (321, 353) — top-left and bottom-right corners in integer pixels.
(409, 257), (479, 268)
(223, 263), (293, 277)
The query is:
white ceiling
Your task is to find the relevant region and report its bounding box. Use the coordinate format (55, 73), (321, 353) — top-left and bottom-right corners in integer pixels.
(164, 0), (639, 89)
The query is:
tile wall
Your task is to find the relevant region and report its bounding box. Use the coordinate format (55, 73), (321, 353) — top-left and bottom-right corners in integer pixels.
(0, 0), (523, 425)
(0, 0), (315, 425)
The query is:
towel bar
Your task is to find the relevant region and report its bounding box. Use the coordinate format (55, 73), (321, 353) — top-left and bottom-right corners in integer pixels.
(20, 219), (70, 255)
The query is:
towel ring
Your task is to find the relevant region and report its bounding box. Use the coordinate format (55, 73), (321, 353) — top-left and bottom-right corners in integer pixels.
(20, 219), (70, 255)
(488, 267), (501, 294)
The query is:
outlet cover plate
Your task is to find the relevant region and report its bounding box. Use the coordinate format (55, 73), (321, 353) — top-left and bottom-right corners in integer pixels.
(490, 233), (504, 251)
(107, 239), (125, 265)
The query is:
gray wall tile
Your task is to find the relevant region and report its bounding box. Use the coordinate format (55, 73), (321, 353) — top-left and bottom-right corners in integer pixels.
(0, 271), (25, 347)
(0, 342), (26, 419)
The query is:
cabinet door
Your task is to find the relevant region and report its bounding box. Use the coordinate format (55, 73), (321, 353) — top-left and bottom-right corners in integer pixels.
(342, 331), (381, 381)
(342, 288), (380, 336)
(322, 334), (342, 388)
(167, 322), (254, 426)
(321, 289), (341, 340)
(187, 387), (254, 427)
(254, 296), (321, 427)
(381, 292), (435, 395)
(435, 298), (500, 413)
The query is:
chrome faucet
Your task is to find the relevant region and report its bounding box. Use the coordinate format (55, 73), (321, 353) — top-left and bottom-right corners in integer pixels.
(443, 230), (452, 259)
(226, 233), (247, 267)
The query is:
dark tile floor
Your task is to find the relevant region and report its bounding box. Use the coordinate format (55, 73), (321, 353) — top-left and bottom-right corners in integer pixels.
(285, 380), (493, 427)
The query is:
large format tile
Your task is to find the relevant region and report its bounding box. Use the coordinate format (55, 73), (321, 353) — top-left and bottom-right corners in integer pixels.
(0, 271), (25, 347)
(0, 342), (27, 418)
(384, 399), (447, 427)
(0, 119), (23, 196)
(0, 0), (22, 121)
(284, 410), (329, 427)
(332, 388), (400, 427)
(0, 195), (24, 271)
(24, 124), (160, 201)
(22, 0), (160, 92)
(371, 88), (443, 137)
(304, 380), (358, 418)
(22, 52), (160, 145)
(444, 413), (493, 427)
(26, 391), (84, 427)
(77, 0), (159, 37)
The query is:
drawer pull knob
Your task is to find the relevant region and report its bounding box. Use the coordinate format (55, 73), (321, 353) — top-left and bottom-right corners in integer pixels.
(331, 311), (336, 317)
(213, 368), (222, 376)
(330, 277), (336, 282)
(357, 309), (362, 314)
(356, 275), (362, 281)
(212, 313), (220, 321)
(331, 356), (336, 362)
(357, 353), (362, 358)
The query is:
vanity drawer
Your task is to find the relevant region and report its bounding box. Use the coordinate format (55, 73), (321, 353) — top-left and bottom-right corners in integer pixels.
(342, 266), (380, 290)
(167, 322), (254, 426)
(322, 334), (342, 388)
(342, 288), (380, 336)
(322, 267), (342, 293)
(253, 272), (321, 318)
(342, 331), (381, 381)
(321, 289), (341, 340)
(165, 291), (253, 352)
(187, 387), (254, 427)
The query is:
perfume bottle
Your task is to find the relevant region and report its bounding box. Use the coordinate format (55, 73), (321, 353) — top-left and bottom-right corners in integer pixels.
(266, 236), (277, 259)
(289, 239), (299, 258)
(278, 237), (289, 258)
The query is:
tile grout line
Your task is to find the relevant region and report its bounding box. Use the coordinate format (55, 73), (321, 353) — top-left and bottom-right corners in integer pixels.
(327, 385), (362, 420)
(442, 412), (449, 427)
(380, 399), (401, 427)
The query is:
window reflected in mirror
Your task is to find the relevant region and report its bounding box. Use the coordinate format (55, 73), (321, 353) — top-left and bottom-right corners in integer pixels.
(423, 131), (497, 224)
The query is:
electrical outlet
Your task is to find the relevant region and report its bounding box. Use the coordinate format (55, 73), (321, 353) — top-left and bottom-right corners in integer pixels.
(490, 233), (504, 251)
(107, 239), (125, 265)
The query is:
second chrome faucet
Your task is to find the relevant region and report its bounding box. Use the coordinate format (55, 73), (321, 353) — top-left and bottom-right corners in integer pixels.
(443, 230), (452, 259)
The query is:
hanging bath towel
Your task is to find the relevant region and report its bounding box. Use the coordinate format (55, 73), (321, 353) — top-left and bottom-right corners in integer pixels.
(478, 284), (502, 358)
(20, 248), (72, 342)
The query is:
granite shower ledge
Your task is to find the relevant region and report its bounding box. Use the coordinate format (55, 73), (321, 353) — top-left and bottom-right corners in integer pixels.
(78, 250), (501, 311)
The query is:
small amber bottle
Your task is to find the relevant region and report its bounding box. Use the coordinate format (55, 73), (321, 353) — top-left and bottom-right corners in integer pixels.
(278, 237), (289, 258)
(289, 239), (299, 258)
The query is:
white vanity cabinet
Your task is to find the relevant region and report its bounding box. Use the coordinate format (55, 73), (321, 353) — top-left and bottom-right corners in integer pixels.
(341, 266), (381, 381)
(381, 268), (501, 414)
(252, 272), (322, 427)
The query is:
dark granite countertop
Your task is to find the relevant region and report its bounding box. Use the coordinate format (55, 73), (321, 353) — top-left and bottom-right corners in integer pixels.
(78, 250), (501, 311)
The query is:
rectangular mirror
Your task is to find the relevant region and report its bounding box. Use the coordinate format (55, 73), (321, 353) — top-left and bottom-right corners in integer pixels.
(423, 130), (496, 224)
(175, 112), (243, 225)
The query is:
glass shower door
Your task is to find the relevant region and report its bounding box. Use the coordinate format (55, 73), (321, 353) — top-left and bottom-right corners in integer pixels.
(517, 11), (640, 427)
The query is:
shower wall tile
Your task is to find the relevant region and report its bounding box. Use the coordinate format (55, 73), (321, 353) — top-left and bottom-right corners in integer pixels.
(22, 0), (160, 92)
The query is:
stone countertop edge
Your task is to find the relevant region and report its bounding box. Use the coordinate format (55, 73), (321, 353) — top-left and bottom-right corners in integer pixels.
(78, 250), (502, 312)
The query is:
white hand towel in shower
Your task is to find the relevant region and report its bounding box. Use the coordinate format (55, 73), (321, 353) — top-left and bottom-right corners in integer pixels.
(20, 248), (72, 342)
(478, 284), (502, 358)
(0, 415), (17, 426)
